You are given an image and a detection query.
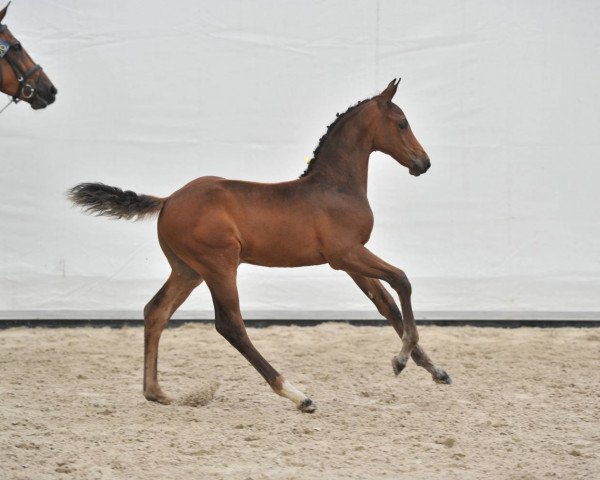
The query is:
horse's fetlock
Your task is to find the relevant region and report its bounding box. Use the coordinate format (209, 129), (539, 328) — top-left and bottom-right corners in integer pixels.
(403, 332), (419, 349)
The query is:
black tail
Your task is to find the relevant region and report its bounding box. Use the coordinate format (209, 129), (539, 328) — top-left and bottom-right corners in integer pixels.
(67, 183), (164, 220)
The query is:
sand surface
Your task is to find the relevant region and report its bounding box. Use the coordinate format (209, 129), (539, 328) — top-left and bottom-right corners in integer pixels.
(0, 323), (599, 479)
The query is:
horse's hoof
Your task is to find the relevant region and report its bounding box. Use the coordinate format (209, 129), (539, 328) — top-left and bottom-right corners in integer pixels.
(391, 356), (408, 376)
(432, 366), (452, 385)
(298, 398), (317, 413)
(144, 390), (173, 405)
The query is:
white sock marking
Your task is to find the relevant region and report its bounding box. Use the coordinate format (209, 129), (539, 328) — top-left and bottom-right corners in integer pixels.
(278, 380), (308, 406)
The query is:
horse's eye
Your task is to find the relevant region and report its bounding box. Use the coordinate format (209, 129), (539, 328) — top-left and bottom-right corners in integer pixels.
(398, 119), (408, 130)
(12, 43), (21, 50)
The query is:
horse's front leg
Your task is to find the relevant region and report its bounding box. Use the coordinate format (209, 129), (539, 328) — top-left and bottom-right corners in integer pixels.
(349, 273), (451, 384)
(328, 244), (425, 376)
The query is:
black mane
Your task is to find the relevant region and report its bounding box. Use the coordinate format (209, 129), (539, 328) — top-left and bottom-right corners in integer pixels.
(300, 97), (372, 178)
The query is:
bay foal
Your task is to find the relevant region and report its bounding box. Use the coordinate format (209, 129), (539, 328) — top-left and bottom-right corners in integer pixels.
(69, 80), (451, 413)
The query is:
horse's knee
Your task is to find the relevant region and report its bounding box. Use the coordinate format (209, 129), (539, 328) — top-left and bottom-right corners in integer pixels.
(388, 269), (412, 297)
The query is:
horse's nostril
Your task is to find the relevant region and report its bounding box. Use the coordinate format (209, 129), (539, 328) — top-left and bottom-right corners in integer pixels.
(50, 86), (57, 95)
(414, 156), (430, 173)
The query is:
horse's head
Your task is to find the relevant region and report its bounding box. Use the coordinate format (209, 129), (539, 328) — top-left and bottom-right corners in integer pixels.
(370, 79), (430, 176)
(0, 2), (57, 109)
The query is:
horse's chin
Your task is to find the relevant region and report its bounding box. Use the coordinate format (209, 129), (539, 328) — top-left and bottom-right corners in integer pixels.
(29, 95), (55, 110)
(30, 100), (48, 110)
(409, 169), (422, 177)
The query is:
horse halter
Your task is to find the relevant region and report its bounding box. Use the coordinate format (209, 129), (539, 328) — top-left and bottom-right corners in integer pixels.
(0, 23), (43, 112)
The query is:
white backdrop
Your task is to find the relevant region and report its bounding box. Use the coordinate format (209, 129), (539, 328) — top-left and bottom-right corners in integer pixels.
(2, 0), (599, 319)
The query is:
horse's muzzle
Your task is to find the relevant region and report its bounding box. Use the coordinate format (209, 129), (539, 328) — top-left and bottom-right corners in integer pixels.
(409, 155), (431, 176)
(30, 85), (57, 110)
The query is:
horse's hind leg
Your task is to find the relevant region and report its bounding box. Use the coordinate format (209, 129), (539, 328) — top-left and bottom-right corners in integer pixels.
(349, 273), (452, 384)
(143, 270), (201, 404)
(204, 269), (316, 413)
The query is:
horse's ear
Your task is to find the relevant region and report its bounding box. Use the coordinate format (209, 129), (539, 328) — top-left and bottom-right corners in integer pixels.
(0, 2), (10, 23)
(379, 78), (401, 103)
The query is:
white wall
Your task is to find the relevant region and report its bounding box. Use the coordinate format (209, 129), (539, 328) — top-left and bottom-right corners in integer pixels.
(2, 0), (599, 318)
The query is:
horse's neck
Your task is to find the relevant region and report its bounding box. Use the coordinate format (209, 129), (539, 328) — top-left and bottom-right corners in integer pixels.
(307, 122), (373, 195)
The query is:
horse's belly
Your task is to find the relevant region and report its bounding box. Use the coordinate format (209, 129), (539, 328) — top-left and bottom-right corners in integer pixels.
(242, 252), (326, 268)
(239, 224), (326, 267)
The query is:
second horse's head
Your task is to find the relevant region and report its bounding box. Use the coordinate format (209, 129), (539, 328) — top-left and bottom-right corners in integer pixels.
(0, 2), (57, 109)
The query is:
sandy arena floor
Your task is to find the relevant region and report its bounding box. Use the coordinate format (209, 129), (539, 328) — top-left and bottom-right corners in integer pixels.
(0, 323), (598, 479)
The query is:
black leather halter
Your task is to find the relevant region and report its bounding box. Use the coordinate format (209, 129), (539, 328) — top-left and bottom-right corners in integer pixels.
(0, 23), (43, 104)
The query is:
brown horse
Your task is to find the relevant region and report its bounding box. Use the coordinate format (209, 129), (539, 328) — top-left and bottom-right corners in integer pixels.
(0, 2), (57, 112)
(69, 79), (451, 413)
